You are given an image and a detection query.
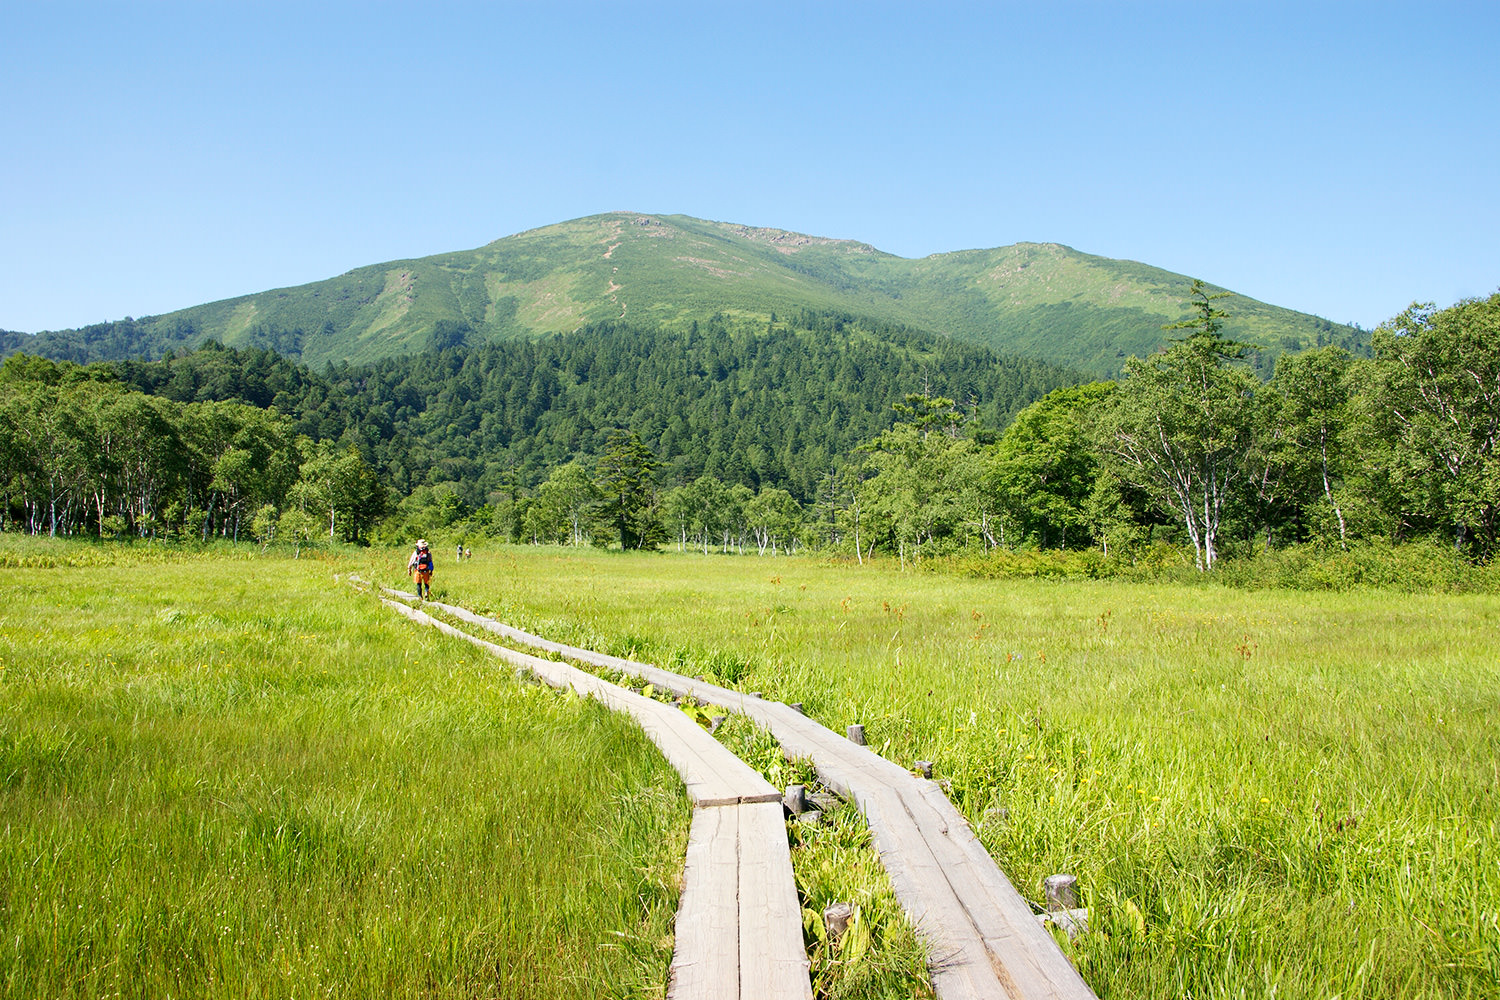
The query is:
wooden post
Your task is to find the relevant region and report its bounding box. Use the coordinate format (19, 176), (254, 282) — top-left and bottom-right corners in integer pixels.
(709, 715), (726, 734)
(1044, 874), (1079, 912)
(790, 702), (804, 714)
(823, 902), (853, 943)
(846, 724), (866, 746)
(915, 760), (933, 779)
(783, 784), (810, 815)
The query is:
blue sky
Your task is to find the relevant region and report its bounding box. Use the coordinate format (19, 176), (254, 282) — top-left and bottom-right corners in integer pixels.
(3, 1), (1495, 334)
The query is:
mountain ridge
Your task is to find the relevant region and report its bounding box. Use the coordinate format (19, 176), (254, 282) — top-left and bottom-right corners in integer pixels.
(2, 212), (1363, 375)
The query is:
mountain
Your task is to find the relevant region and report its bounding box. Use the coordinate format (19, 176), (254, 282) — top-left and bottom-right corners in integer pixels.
(4, 212), (1363, 375)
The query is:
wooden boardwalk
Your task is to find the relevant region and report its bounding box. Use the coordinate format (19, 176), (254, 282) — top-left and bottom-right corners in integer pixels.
(378, 592), (811, 1000)
(425, 598), (1098, 1000)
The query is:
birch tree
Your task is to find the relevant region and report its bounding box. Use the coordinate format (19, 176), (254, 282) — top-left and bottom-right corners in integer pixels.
(1103, 282), (1259, 570)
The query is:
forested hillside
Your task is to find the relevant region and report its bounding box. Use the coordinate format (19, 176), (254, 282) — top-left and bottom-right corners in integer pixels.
(2, 213), (1363, 375)
(102, 311), (1077, 505)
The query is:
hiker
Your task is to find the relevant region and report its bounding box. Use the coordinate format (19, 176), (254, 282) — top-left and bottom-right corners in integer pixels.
(408, 539), (434, 600)
(456, 541), (464, 563)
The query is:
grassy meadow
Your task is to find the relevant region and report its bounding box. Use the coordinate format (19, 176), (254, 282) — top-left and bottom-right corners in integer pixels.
(390, 544), (1500, 1000)
(0, 540), (689, 999)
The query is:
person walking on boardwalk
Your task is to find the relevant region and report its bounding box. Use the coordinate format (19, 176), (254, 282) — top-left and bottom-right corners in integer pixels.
(408, 539), (434, 600)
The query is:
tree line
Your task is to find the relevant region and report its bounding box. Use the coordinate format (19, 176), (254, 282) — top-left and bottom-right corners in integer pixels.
(4, 292), (1497, 568)
(392, 288), (1500, 567)
(0, 354), (385, 549)
(0, 309), (1075, 550)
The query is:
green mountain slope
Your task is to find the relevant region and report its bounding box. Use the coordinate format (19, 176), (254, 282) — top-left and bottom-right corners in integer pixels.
(6, 213), (1363, 374)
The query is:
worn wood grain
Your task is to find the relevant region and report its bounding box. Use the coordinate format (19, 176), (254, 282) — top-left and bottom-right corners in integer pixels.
(668, 806), (740, 998)
(737, 801), (813, 999)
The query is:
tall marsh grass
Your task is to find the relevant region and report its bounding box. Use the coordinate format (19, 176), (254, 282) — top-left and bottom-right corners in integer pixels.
(1, 543), (689, 998)
(415, 545), (1500, 1000)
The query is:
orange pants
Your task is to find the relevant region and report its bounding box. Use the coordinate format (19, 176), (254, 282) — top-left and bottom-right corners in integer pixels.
(413, 570), (432, 587)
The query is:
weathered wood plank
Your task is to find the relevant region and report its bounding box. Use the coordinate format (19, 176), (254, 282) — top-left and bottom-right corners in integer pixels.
(669, 806), (740, 999)
(906, 781), (1093, 996)
(858, 785), (1014, 998)
(737, 801), (814, 1000)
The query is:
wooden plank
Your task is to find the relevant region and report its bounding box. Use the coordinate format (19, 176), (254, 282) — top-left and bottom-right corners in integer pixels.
(616, 690), (779, 806)
(381, 597), (813, 998)
(737, 801), (814, 1000)
(670, 802), (813, 1000)
(381, 599), (816, 995)
(430, 598), (755, 707)
(858, 785), (1012, 999)
(668, 805), (741, 998)
(906, 786), (1096, 1000)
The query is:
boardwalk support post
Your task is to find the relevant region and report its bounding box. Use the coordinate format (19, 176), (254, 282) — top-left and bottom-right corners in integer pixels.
(846, 724), (866, 746)
(783, 784), (810, 815)
(915, 760), (933, 779)
(824, 902), (853, 943)
(1040, 874), (1090, 940)
(1044, 874), (1079, 912)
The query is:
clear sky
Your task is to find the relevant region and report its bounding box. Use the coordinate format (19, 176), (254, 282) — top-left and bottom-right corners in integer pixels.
(3, 1), (1495, 334)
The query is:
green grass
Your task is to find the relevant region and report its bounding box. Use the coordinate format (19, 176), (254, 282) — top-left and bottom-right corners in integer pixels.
(0, 543), (690, 999)
(403, 544), (1500, 1000)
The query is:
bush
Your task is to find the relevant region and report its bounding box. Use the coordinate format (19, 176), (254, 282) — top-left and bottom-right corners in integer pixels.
(1211, 539), (1500, 593)
(935, 539), (1500, 593)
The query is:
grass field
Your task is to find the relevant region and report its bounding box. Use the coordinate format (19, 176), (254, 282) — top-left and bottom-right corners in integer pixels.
(1, 541), (689, 999)
(391, 544), (1500, 1000)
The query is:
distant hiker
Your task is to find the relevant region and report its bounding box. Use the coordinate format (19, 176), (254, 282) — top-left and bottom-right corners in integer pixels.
(408, 539), (434, 600)
(457, 541), (464, 563)
(463, 546), (471, 561)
